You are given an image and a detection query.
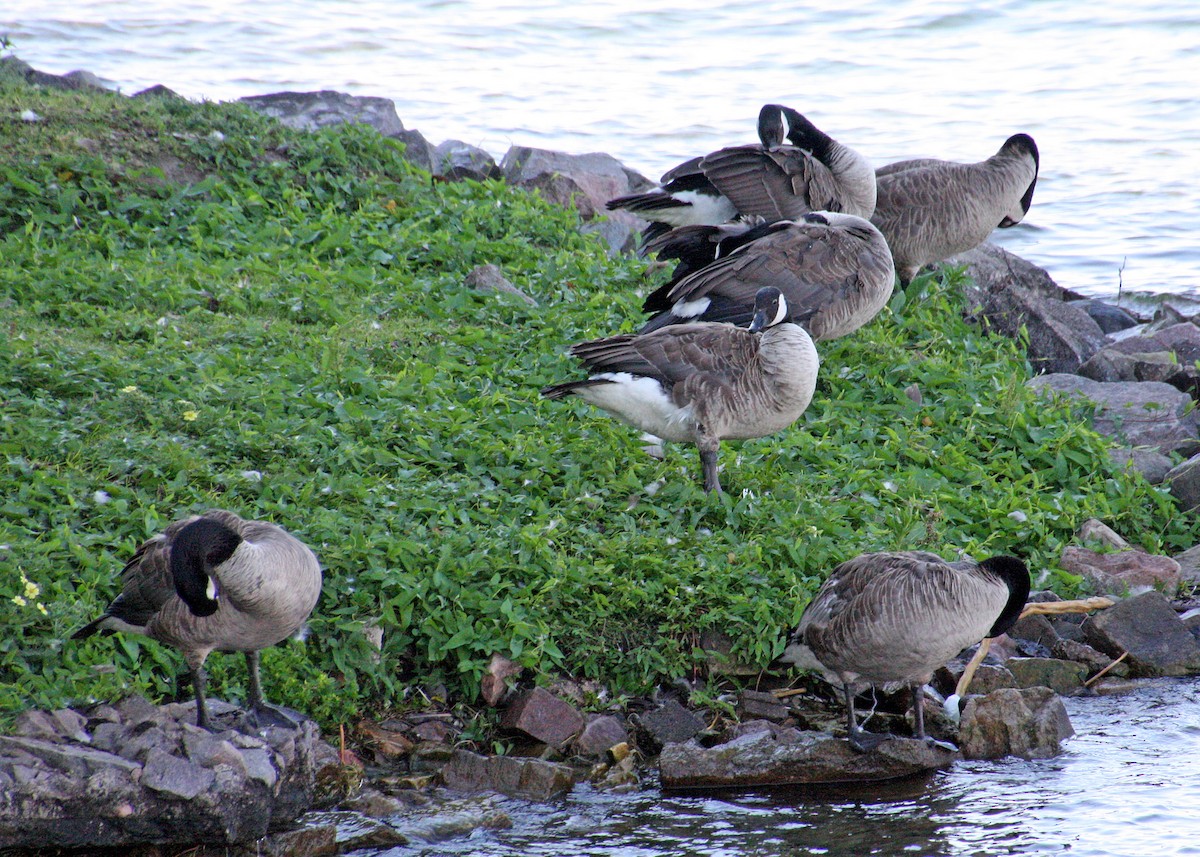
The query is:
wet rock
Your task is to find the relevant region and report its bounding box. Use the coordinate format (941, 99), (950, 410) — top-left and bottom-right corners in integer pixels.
(659, 726), (956, 789)
(1069, 298), (1139, 334)
(465, 263), (537, 306)
(1166, 454), (1200, 513)
(736, 690), (789, 723)
(356, 720), (415, 760)
(433, 139), (502, 181)
(0, 699), (323, 850)
(958, 687), (1074, 760)
(1060, 546), (1181, 597)
(572, 715), (630, 759)
(439, 749), (575, 800)
(633, 699), (705, 753)
(239, 90), (406, 136)
(408, 741), (455, 774)
(1028, 375), (1200, 452)
(1083, 592), (1200, 676)
(255, 822), (340, 857)
(500, 687), (584, 747)
(340, 787), (407, 818)
(1004, 657), (1088, 694)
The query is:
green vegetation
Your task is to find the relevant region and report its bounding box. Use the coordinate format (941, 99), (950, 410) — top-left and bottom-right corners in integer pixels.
(1, 70), (1195, 729)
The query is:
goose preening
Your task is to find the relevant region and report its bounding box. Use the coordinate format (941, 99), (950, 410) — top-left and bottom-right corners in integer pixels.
(73, 509), (323, 730)
(541, 286), (819, 493)
(639, 211), (894, 341)
(870, 133), (1040, 286)
(606, 104), (876, 243)
(781, 550), (1030, 752)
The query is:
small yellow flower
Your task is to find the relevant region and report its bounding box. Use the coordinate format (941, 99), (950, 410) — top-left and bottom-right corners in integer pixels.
(182, 410), (199, 422)
(11, 595), (25, 608)
(37, 603), (48, 616)
(120, 385), (138, 393)
(23, 579), (39, 600)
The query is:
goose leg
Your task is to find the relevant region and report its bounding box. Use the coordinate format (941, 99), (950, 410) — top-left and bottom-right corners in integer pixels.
(844, 683), (888, 753)
(244, 651), (304, 729)
(911, 682), (959, 752)
(191, 664), (212, 731)
(697, 436), (721, 493)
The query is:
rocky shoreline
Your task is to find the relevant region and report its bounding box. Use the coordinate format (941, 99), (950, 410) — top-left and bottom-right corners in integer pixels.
(5, 57), (1200, 856)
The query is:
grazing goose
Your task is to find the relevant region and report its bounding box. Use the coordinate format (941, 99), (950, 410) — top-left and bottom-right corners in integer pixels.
(870, 133), (1040, 285)
(541, 286), (819, 493)
(73, 509), (323, 730)
(606, 104), (876, 243)
(639, 211), (894, 341)
(781, 550), (1030, 752)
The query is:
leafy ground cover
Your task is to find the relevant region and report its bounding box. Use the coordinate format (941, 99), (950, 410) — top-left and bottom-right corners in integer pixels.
(2, 68), (1196, 730)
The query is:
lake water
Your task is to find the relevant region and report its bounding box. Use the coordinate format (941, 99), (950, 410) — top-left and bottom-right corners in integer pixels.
(3, 0), (1199, 301)
(370, 679), (1200, 856)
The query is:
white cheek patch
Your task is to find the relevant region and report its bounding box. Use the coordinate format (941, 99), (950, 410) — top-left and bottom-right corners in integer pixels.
(769, 298), (790, 328)
(671, 296), (712, 320)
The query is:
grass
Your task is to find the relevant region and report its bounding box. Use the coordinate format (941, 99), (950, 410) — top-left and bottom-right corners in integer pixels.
(2, 66), (1196, 730)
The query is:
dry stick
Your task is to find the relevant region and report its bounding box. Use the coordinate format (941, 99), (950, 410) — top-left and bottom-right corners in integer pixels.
(1084, 651), (1129, 687)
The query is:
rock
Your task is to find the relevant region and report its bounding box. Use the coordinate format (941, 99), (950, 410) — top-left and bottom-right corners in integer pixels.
(1109, 446), (1176, 484)
(579, 217), (640, 257)
(499, 687), (584, 748)
(980, 285), (1107, 374)
(658, 726), (956, 789)
(465, 264), (537, 306)
(1166, 454), (1200, 513)
(572, 715), (630, 759)
(0, 57), (110, 91)
(391, 128), (437, 173)
(1004, 657), (1088, 694)
(239, 90), (405, 136)
(1083, 591), (1200, 676)
(958, 687), (1074, 760)
(255, 822), (340, 857)
(633, 699), (705, 752)
(141, 748), (217, 799)
(1050, 638), (1128, 677)
(1007, 613), (1059, 648)
(439, 749), (575, 800)
(341, 788), (407, 818)
(132, 83), (184, 100)
(736, 690), (790, 723)
(700, 629), (761, 676)
(408, 741), (455, 774)
(947, 242), (1079, 310)
(500, 145), (650, 224)
(480, 654), (523, 707)
(1069, 298), (1140, 334)
(433, 139), (501, 181)
(1027, 374), (1200, 452)
(356, 720), (415, 760)
(1078, 348), (1187, 387)
(1059, 546), (1181, 597)
(1173, 544), (1200, 586)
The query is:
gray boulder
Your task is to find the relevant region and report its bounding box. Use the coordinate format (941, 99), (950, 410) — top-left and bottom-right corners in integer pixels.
(1069, 298), (1140, 334)
(1172, 543), (1200, 587)
(1165, 454), (1200, 513)
(946, 242), (1080, 310)
(1082, 591), (1200, 676)
(1027, 374), (1200, 452)
(658, 724), (957, 789)
(239, 90), (405, 136)
(1109, 446), (1176, 484)
(433, 139), (501, 181)
(632, 699), (705, 753)
(391, 128), (437, 173)
(979, 284), (1108, 374)
(1059, 546), (1182, 597)
(958, 687), (1074, 760)
(439, 749), (575, 800)
(1004, 657), (1088, 694)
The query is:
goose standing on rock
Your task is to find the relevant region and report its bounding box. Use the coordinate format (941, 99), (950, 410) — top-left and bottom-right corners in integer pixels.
(607, 104), (876, 243)
(541, 286), (819, 493)
(639, 211), (894, 341)
(780, 550), (1030, 752)
(73, 509), (323, 730)
(871, 133), (1040, 285)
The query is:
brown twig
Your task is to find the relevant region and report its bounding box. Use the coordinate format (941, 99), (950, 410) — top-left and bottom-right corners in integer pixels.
(1084, 651), (1129, 687)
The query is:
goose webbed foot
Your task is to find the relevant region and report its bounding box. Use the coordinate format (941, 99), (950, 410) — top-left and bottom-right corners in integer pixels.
(847, 727), (892, 753)
(922, 735), (960, 753)
(699, 445), (722, 493)
(245, 701), (307, 731)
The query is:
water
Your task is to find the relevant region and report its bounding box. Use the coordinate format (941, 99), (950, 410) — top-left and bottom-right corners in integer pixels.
(373, 679), (1200, 856)
(3, 1), (1200, 300)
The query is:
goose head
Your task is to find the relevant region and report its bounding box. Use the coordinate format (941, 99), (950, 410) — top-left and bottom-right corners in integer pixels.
(980, 555), (1032, 637)
(170, 517), (242, 617)
(748, 286), (791, 332)
(998, 133), (1040, 226)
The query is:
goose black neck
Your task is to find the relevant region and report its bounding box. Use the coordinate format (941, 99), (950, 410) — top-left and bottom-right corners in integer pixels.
(171, 517), (241, 617)
(780, 107), (832, 156)
(980, 555), (1031, 637)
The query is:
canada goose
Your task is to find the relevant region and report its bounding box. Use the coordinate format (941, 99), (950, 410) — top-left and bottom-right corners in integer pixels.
(639, 212), (894, 341)
(870, 133), (1040, 285)
(781, 550), (1030, 752)
(541, 286), (819, 493)
(72, 509), (323, 730)
(606, 104), (876, 242)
